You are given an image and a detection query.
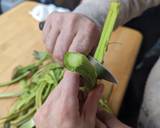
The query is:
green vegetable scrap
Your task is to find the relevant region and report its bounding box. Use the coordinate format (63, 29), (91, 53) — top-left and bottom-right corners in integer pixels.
(0, 51), (49, 88)
(0, 91), (23, 99)
(0, 51), (110, 128)
(0, 71), (30, 87)
(64, 52), (97, 89)
(0, 51), (64, 128)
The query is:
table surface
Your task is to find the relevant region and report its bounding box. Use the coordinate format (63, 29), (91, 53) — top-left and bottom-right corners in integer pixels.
(0, 1), (142, 118)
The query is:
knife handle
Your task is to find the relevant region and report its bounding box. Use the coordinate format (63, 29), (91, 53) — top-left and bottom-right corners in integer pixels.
(39, 21), (45, 30)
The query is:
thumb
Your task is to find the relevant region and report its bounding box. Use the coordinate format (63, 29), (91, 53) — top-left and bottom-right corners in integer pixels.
(82, 84), (104, 121)
(97, 110), (130, 128)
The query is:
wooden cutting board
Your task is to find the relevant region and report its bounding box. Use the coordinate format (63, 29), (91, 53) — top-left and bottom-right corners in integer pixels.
(0, 1), (142, 118)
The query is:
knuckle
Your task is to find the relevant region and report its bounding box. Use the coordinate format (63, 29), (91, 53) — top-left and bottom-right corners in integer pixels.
(47, 13), (63, 25)
(44, 40), (52, 53)
(54, 13), (64, 23)
(46, 46), (52, 53)
(69, 13), (78, 20)
(86, 21), (99, 33)
(44, 40), (53, 53)
(66, 14), (78, 29)
(53, 51), (63, 61)
(46, 13), (54, 22)
(54, 17), (61, 24)
(75, 42), (90, 54)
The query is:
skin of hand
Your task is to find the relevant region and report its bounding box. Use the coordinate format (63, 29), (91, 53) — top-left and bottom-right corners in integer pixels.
(34, 71), (130, 128)
(43, 12), (100, 63)
(34, 71), (104, 128)
(96, 110), (131, 128)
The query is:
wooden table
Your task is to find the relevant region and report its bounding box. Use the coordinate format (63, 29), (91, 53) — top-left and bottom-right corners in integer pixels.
(0, 1), (142, 118)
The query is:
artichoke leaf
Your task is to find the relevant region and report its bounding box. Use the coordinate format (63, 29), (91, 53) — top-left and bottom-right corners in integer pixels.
(64, 52), (97, 89)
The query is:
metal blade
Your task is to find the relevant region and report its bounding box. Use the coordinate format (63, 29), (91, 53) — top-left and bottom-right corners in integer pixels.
(88, 56), (118, 84)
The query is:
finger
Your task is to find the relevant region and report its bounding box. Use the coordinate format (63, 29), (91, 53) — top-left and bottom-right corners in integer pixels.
(58, 71), (80, 115)
(34, 109), (48, 128)
(95, 118), (107, 128)
(97, 110), (130, 128)
(53, 30), (76, 62)
(60, 71), (80, 97)
(69, 31), (93, 54)
(43, 20), (51, 43)
(45, 28), (60, 53)
(69, 27), (99, 54)
(97, 109), (113, 123)
(107, 117), (130, 128)
(42, 71), (79, 107)
(41, 84), (62, 107)
(82, 85), (104, 121)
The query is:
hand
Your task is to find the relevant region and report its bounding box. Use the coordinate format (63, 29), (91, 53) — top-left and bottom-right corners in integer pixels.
(96, 110), (131, 128)
(43, 12), (100, 62)
(34, 71), (104, 128)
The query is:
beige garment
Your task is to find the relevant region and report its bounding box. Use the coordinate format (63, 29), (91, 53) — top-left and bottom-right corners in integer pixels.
(74, 0), (160, 28)
(138, 58), (160, 128)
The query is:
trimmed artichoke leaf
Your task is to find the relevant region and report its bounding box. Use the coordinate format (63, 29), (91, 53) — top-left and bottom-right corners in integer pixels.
(12, 64), (38, 80)
(64, 52), (97, 88)
(19, 119), (35, 128)
(33, 51), (49, 60)
(0, 91), (23, 98)
(0, 71), (30, 87)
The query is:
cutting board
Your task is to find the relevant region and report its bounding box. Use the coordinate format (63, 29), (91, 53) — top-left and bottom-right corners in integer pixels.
(0, 1), (142, 118)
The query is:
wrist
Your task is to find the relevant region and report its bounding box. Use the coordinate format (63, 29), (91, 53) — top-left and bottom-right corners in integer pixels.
(73, 0), (110, 28)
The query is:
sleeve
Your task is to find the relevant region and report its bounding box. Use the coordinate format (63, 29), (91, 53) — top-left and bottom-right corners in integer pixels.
(73, 0), (160, 28)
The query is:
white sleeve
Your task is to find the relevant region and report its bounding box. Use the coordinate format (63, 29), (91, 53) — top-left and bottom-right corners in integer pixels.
(73, 0), (160, 28)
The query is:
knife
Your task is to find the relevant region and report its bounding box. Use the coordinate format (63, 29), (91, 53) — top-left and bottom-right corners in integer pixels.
(91, 1), (120, 84)
(38, 1), (120, 84)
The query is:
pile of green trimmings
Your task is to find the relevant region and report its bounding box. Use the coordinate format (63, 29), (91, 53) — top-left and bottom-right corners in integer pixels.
(0, 51), (111, 128)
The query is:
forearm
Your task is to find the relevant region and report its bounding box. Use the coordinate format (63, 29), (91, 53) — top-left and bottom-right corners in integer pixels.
(73, 0), (160, 28)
